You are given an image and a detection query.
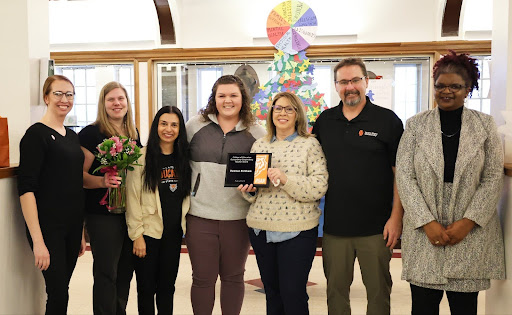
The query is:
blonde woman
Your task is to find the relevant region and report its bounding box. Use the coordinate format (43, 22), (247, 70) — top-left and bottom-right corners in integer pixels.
(239, 92), (328, 315)
(78, 82), (140, 314)
(18, 75), (86, 313)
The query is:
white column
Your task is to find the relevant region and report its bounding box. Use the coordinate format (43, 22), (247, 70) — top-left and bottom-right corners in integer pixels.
(0, 0), (49, 312)
(486, 0), (512, 313)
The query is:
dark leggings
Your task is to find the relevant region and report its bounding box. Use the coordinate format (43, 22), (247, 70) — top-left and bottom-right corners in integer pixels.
(28, 222), (82, 315)
(410, 284), (479, 315)
(86, 214), (134, 315)
(134, 227), (183, 315)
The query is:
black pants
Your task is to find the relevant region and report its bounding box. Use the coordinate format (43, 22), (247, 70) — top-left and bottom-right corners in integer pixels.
(135, 227), (183, 315)
(410, 284), (479, 315)
(27, 222), (82, 315)
(249, 227), (318, 315)
(86, 214), (134, 315)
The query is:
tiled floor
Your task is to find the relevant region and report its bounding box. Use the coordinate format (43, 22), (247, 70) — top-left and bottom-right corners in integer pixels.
(68, 248), (485, 315)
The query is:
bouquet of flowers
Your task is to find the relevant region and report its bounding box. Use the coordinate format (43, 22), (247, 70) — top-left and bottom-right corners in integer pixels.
(94, 136), (142, 213)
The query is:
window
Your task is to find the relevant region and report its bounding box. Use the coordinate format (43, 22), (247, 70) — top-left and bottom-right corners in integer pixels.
(155, 57), (430, 125)
(314, 66), (333, 107)
(394, 64), (421, 123)
(197, 68), (223, 111)
(467, 55), (491, 114)
(55, 64), (135, 131)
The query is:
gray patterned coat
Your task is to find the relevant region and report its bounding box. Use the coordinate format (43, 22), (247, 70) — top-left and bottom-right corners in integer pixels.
(396, 107), (505, 285)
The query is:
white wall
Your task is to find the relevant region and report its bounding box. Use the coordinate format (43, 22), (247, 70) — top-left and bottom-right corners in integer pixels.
(49, 0), (492, 51)
(0, 1), (49, 311)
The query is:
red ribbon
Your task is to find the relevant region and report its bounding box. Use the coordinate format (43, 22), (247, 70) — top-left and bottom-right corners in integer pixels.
(99, 166), (118, 210)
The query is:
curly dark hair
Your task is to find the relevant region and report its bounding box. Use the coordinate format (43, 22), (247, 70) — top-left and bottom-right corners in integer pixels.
(200, 75), (256, 126)
(433, 50), (480, 95)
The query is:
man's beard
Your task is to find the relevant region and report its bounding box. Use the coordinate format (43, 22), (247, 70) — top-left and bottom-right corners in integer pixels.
(344, 91), (361, 107)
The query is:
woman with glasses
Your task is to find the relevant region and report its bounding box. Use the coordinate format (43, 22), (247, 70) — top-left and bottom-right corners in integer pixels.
(396, 50), (505, 315)
(78, 82), (139, 314)
(238, 92), (328, 315)
(185, 75), (266, 315)
(18, 75), (86, 313)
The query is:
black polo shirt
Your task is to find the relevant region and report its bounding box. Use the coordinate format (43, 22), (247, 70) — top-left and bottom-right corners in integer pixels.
(312, 97), (403, 236)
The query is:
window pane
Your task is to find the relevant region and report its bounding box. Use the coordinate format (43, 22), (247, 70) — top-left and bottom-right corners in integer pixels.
(118, 67), (132, 85)
(87, 105), (97, 124)
(482, 99), (491, 114)
(394, 64), (419, 123)
(75, 87), (86, 104)
(74, 105), (87, 126)
(74, 69), (86, 86)
(482, 79), (490, 98)
(86, 68), (96, 86)
(467, 99), (480, 111)
(87, 87), (97, 104)
(63, 69), (74, 81)
(314, 66), (332, 107)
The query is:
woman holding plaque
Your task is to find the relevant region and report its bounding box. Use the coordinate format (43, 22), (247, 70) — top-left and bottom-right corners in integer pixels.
(396, 51), (505, 314)
(79, 82), (139, 314)
(126, 106), (191, 314)
(238, 92), (328, 315)
(185, 75), (266, 314)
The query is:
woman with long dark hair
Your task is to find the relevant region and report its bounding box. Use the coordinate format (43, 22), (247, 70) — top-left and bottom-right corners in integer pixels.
(126, 106), (191, 315)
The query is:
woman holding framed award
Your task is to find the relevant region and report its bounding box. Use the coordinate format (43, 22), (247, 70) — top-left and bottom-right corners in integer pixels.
(185, 75), (266, 314)
(238, 92), (328, 315)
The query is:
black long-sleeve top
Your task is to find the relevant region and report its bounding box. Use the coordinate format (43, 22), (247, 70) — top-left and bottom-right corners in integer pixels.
(440, 106), (463, 183)
(17, 123), (85, 228)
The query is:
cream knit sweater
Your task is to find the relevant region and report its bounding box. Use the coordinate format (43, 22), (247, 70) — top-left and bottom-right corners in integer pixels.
(245, 135), (328, 232)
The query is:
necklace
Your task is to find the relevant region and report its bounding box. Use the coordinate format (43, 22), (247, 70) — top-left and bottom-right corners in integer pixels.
(441, 129), (460, 138)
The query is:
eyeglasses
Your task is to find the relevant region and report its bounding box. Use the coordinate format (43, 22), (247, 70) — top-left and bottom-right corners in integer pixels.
(335, 76), (366, 86)
(433, 84), (466, 92)
(52, 91), (75, 100)
(273, 105), (296, 114)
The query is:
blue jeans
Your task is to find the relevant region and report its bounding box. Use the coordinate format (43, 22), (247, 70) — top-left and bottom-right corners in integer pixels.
(249, 226), (318, 315)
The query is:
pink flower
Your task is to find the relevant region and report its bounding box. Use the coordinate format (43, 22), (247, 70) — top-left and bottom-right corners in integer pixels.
(98, 147), (107, 155)
(110, 146), (117, 156)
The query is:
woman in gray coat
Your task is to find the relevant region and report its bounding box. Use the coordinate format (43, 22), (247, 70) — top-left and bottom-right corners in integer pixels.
(396, 51), (505, 315)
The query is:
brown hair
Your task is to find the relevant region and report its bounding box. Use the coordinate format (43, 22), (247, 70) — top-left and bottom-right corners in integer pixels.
(200, 75), (255, 126)
(94, 81), (137, 139)
(42, 75), (75, 105)
(333, 58), (368, 81)
(266, 92), (312, 141)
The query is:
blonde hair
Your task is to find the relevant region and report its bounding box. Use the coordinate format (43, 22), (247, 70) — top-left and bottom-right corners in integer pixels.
(94, 81), (137, 139)
(265, 92), (312, 141)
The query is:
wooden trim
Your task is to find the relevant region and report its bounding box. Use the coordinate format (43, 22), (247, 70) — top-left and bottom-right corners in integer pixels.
(504, 163), (512, 177)
(0, 165), (18, 179)
(50, 40), (491, 63)
(134, 59), (140, 131)
(153, 0), (176, 45)
(442, 0), (463, 37)
(147, 59), (154, 129)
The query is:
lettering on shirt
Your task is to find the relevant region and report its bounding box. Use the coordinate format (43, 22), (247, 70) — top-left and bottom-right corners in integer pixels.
(161, 166), (178, 192)
(358, 129), (378, 137)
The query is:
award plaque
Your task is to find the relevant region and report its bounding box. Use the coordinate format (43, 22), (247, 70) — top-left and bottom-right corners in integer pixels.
(224, 153), (272, 187)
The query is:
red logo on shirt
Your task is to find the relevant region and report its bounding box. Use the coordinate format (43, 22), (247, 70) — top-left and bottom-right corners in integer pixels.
(359, 130), (364, 136)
